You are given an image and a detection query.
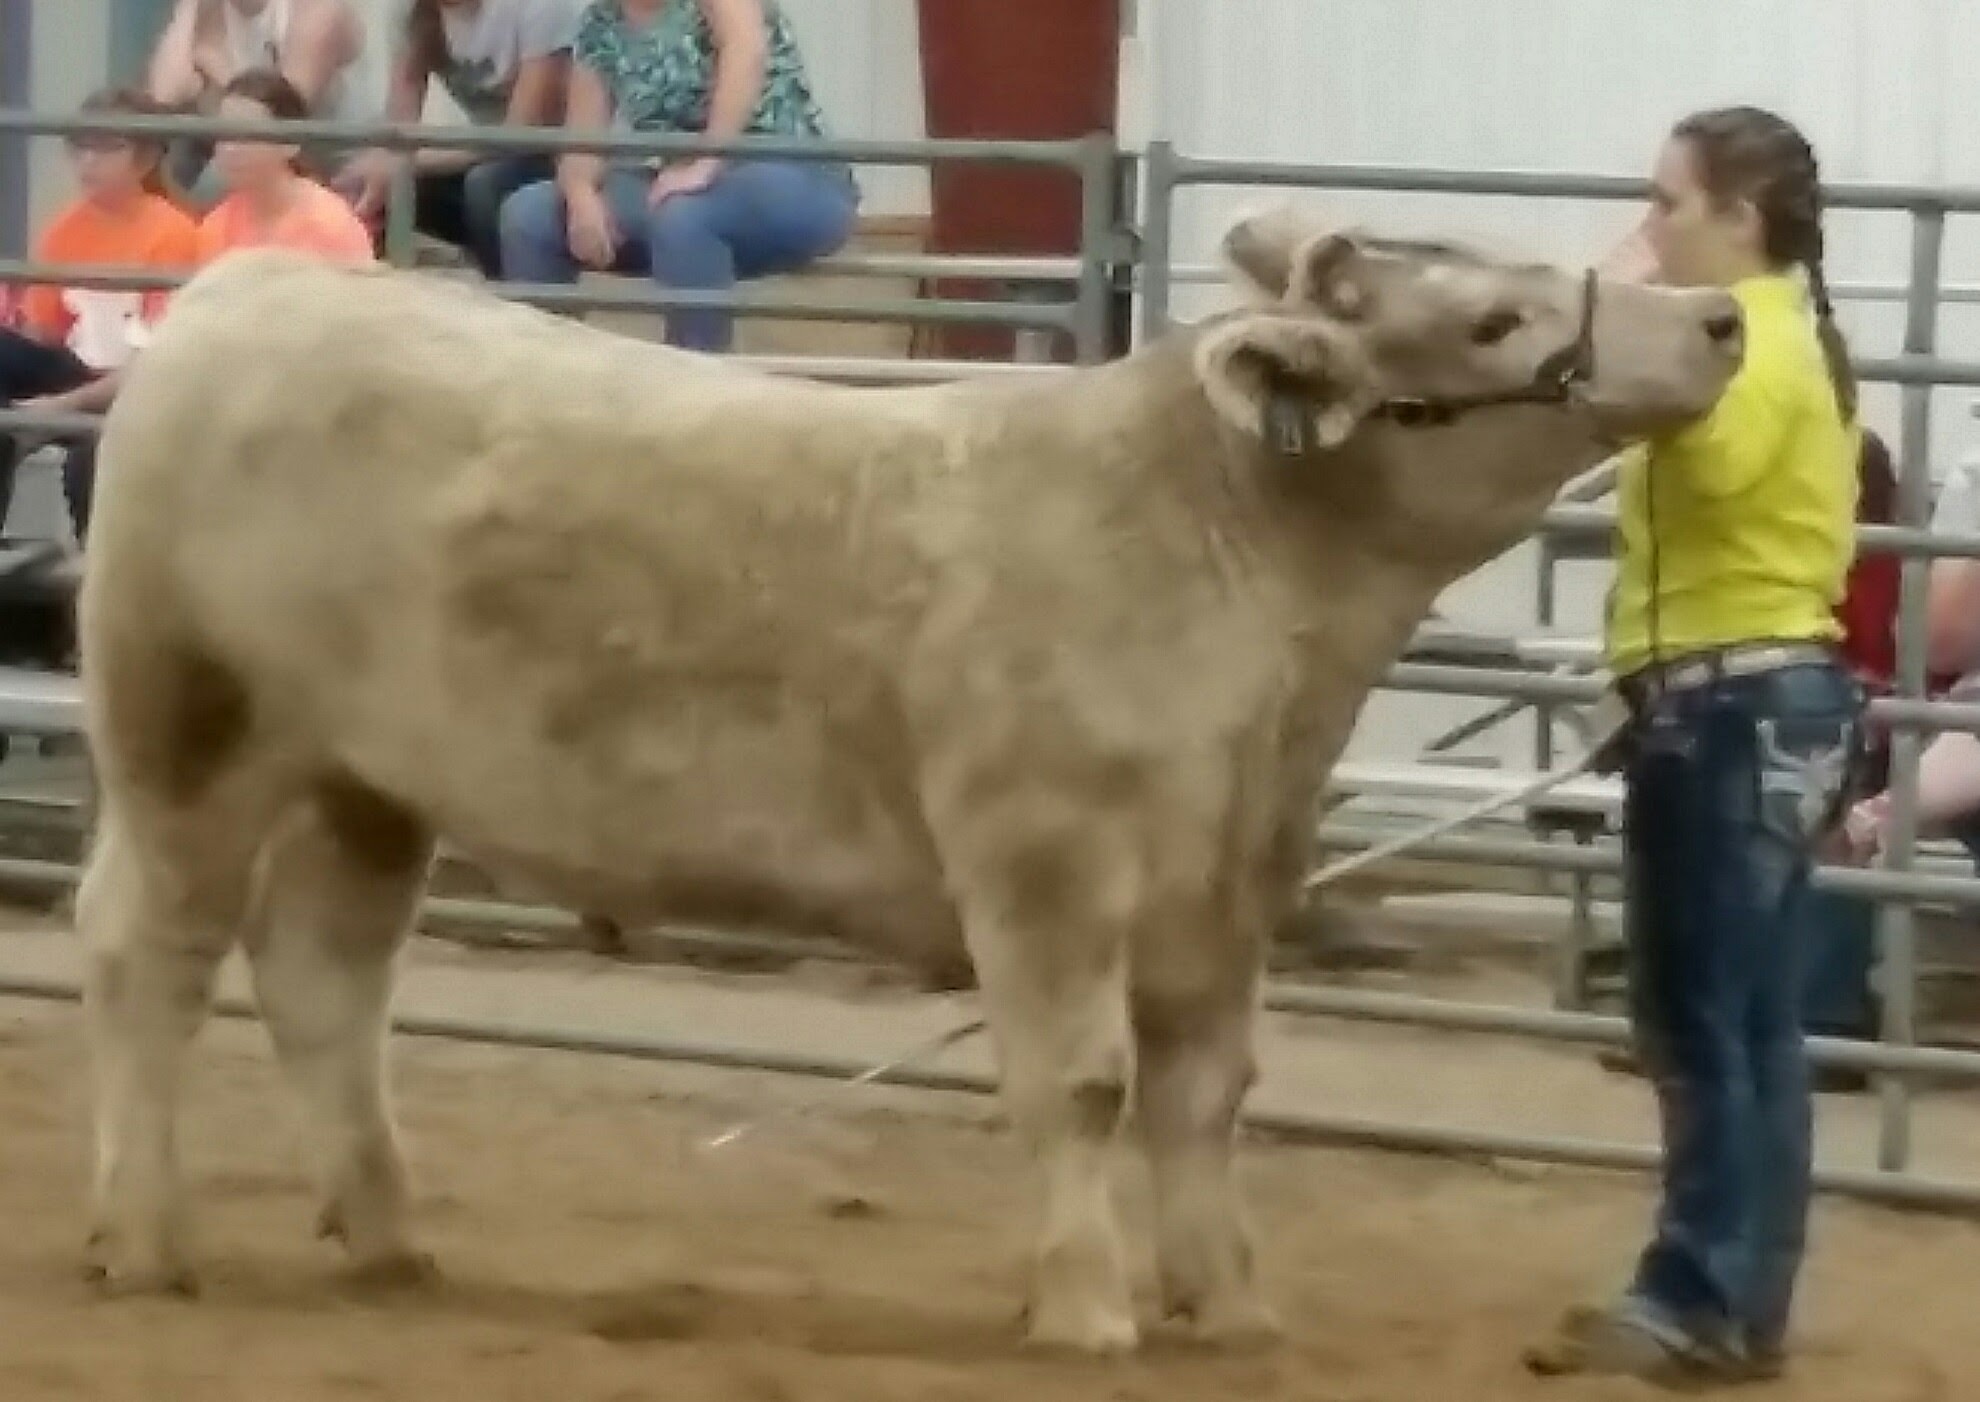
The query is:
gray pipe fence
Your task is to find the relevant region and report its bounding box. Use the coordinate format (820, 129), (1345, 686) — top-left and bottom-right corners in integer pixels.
(0, 108), (1125, 364)
(10, 109), (1980, 1205)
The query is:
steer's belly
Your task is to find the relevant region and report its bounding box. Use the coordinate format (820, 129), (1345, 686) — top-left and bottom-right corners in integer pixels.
(346, 700), (965, 970)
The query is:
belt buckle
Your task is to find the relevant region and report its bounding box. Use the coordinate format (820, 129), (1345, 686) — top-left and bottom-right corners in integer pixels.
(1736, 643), (1791, 675)
(1660, 652), (1718, 693)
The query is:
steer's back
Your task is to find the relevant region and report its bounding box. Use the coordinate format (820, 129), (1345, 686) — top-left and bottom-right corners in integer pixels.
(91, 248), (967, 684)
(81, 250), (1015, 941)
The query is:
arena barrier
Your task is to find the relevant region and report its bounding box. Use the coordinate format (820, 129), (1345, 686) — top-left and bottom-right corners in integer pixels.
(7, 108), (1980, 1207)
(0, 106), (1129, 365)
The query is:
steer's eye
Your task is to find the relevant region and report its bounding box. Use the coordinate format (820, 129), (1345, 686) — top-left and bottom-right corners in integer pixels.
(1471, 309), (1525, 347)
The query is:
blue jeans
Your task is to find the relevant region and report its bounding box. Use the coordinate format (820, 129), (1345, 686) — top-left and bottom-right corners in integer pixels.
(1619, 657), (1863, 1356)
(497, 160), (860, 352)
(408, 155), (551, 279)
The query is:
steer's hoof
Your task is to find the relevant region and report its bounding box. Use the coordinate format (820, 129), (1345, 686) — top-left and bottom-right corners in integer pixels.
(314, 1202), (346, 1242)
(1019, 1297), (1140, 1356)
(1169, 1294), (1283, 1350)
(344, 1250), (440, 1293)
(82, 1231), (199, 1299)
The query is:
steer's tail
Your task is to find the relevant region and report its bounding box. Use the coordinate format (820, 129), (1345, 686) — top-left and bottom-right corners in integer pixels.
(76, 398), (291, 949)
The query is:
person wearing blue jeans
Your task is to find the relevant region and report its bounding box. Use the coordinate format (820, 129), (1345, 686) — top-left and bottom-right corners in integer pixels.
(498, 157), (858, 351)
(398, 155), (556, 277)
(497, 0), (859, 353)
(1529, 105), (1864, 1389)
(1614, 660), (1860, 1367)
(339, 0), (588, 278)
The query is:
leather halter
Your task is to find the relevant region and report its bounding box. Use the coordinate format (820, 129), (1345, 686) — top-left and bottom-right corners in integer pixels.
(1262, 267), (1599, 453)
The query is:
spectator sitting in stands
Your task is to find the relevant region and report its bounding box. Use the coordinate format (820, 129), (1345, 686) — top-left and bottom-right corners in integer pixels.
(147, 0), (367, 209)
(194, 69), (379, 266)
(1, 87), (200, 545)
(1924, 447), (1980, 685)
(497, 0), (859, 352)
(24, 71), (372, 546)
(339, 0), (586, 278)
(1843, 441), (1980, 871)
(1794, 427), (1901, 1078)
(1842, 673), (1980, 867)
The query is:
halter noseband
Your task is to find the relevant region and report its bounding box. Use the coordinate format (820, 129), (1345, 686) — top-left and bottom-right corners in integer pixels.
(1372, 267), (1600, 429)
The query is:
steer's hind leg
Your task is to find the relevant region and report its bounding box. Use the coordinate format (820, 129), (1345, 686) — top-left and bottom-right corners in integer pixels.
(79, 797), (263, 1295)
(241, 777), (436, 1285)
(1132, 958), (1278, 1346)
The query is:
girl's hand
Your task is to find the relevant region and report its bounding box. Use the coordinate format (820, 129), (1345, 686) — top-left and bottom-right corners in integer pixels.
(648, 157), (722, 208)
(1841, 793), (1893, 863)
(1600, 225), (1660, 285)
(566, 187), (620, 270)
(337, 149), (402, 222)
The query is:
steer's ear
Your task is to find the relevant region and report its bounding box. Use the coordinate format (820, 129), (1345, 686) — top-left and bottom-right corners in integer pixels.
(1223, 209), (1371, 317)
(1285, 230), (1373, 319)
(1222, 207), (1347, 298)
(1193, 311), (1378, 454)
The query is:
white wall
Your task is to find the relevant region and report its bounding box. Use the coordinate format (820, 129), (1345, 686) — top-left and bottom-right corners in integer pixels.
(1137, 0), (1980, 769)
(779, 0), (928, 217)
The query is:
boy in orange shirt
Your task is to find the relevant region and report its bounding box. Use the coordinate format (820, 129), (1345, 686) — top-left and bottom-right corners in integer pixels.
(2, 87), (198, 540)
(13, 71), (374, 541)
(192, 68), (376, 266)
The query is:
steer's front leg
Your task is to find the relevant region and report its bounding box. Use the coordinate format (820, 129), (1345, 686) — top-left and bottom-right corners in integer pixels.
(1133, 969), (1279, 1346)
(959, 897), (1138, 1352)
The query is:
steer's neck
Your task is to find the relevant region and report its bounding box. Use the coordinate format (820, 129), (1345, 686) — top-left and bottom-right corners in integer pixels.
(1084, 333), (1450, 674)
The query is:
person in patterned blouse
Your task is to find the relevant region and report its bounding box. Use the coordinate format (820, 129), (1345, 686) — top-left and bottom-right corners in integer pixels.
(497, 0), (858, 351)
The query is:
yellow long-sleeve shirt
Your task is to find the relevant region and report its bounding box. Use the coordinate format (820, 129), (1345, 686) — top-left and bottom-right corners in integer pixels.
(1604, 271), (1860, 678)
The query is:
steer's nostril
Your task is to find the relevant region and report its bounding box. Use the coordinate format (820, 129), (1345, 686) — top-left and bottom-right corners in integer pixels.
(1705, 311), (1744, 345)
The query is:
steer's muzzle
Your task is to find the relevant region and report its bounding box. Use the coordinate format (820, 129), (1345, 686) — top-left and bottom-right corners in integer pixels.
(1582, 282), (1748, 435)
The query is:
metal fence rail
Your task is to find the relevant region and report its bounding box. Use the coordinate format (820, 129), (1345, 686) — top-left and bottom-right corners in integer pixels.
(10, 108), (1980, 1207)
(1, 969), (1973, 1213)
(0, 108), (1125, 363)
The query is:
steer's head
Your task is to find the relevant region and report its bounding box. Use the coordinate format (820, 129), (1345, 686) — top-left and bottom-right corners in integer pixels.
(1191, 206), (1745, 568)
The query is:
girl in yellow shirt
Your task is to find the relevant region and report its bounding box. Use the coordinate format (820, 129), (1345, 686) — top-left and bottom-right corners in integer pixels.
(1529, 106), (1865, 1388)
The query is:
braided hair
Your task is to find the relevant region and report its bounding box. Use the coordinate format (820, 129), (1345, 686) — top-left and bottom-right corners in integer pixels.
(1671, 105), (1856, 423)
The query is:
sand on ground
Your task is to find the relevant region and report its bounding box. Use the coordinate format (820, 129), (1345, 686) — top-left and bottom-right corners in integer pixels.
(0, 923), (1973, 1402)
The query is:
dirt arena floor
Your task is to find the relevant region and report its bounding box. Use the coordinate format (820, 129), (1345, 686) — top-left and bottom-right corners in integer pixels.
(0, 921), (1975, 1402)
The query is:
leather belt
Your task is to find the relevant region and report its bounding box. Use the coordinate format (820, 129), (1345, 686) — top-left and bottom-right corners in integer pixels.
(1618, 640), (1838, 708)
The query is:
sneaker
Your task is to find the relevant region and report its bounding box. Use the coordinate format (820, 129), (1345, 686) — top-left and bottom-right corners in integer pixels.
(1738, 1336), (1788, 1383)
(1740, 1349), (1787, 1383)
(1524, 1300), (1758, 1390)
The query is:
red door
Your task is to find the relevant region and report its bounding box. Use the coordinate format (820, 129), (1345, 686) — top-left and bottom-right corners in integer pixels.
(915, 0), (1120, 361)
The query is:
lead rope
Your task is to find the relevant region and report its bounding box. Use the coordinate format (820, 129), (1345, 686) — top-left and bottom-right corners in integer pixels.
(698, 699), (1632, 1155)
(699, 1016), (989, 1154)
(1300, 721), (1623, 894)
